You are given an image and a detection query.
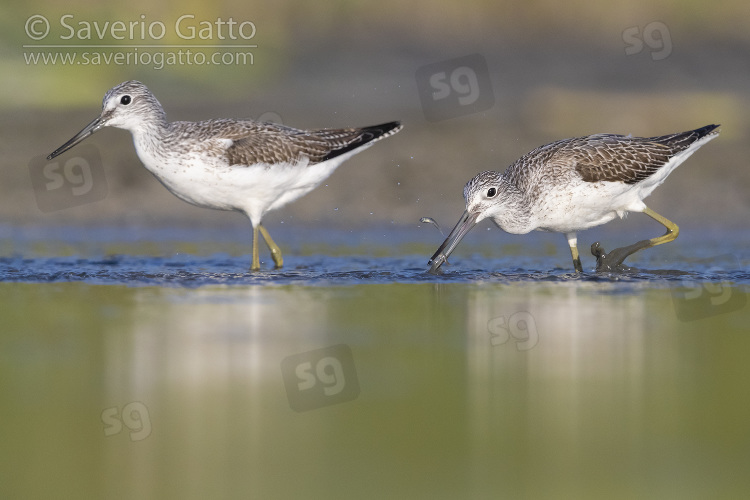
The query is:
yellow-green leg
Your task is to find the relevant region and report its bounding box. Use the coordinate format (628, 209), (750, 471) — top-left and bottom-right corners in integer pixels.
(592, 206), (679, 271)
(643, 206), (679, 246)
(251, 225), (260, 271)
(565, 232), (584, 272)
(259, 224), (283, 269)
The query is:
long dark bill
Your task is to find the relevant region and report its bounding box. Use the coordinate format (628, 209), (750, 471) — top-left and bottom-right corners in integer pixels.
(427, 210), (478, 274)
(47, 115), (104, 160)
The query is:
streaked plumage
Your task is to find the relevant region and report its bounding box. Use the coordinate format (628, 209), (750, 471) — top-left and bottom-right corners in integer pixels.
(48, 80), (402, 270)
(429, 125), (720, 273)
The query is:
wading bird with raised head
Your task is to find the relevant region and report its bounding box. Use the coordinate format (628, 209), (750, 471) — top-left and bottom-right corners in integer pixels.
(48, 80), (402, 271)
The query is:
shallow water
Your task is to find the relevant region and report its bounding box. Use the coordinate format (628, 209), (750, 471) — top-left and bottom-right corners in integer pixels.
(2, 253), (749, 287)
(1, 224), (748, 286)
(1, 224), (749, 498)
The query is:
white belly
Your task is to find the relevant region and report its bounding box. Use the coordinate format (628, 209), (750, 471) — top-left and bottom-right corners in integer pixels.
(134, 146), (344, 226)
(532, 179), (646, 234)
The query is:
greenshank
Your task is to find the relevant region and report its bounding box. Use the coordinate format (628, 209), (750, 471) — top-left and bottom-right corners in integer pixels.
(48, 80), (402, 271)
(428, 124), (720, 273)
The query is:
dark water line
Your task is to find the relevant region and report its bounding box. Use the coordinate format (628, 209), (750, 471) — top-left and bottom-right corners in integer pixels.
(1, 254), (748, 288)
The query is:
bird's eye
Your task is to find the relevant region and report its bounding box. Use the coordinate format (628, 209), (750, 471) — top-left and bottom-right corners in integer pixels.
(120, 95), (132, 105)
(487, 187), (497, 198)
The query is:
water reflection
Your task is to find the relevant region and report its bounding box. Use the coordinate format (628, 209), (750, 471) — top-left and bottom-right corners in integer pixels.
(464, 283), (654, 495)
(2, 282), (748, 497)
(102, 286), (344, 498)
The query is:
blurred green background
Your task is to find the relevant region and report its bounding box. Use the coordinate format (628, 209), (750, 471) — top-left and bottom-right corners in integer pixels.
(1, 0), (747, 233)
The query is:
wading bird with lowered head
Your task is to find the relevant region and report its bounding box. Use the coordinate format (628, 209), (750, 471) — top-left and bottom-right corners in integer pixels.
(428, 125), (719, 273)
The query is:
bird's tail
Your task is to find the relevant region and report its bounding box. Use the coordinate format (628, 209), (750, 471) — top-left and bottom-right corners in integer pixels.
(651, 124), (720, 150)
(317, 121), (403, 162)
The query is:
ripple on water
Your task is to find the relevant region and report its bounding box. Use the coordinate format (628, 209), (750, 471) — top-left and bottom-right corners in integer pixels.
(0, 254), (747, 288)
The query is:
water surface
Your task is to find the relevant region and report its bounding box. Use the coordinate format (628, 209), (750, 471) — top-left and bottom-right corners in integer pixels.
(1, 224), (748, 499)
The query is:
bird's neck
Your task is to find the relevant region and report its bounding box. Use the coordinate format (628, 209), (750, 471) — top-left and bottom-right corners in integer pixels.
(499, 176), (525, 202)
(493, 178), (534, 234)
(130, 118), (170, 168)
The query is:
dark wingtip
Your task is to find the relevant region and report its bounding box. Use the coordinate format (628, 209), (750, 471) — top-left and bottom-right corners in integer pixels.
(320, 121), (402, 162)
(652, 123), (721, 150)
(696, 124), (721, 137)
(363, 121), (403, 138)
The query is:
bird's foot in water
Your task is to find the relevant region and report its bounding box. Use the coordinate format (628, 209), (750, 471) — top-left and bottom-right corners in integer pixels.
(591, 240), (651, 272)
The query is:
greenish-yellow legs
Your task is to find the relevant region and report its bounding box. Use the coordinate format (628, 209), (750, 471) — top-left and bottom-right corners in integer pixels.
(251, 224), (284, 271)
(592, 206), (679, 271)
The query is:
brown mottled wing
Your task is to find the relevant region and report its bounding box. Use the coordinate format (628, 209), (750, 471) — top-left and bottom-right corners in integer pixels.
(571, 135), (673, 184)
(574, 125), (719, 185)
(223, 120), (402, 167)
(223, 122), (333, 166)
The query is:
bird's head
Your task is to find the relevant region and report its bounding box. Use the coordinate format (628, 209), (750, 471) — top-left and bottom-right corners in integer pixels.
(48, 80), (165, 160)
(428, 171), (505, 273)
